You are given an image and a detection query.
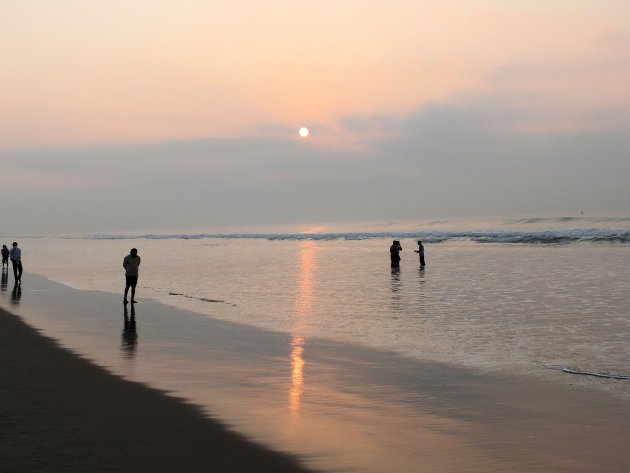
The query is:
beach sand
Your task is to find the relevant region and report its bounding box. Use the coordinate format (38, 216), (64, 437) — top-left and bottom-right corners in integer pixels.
(0, 304), (312, 473)
(2, 274), (630, 472)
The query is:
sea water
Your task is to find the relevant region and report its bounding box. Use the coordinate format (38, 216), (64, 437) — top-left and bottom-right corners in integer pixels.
(11, 216), (630, 399)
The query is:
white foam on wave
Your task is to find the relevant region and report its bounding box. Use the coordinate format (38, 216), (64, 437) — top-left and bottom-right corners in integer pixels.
(81, 228), (630, 244)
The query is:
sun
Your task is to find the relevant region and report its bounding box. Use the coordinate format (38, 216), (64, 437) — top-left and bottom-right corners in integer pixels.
(299, 127), (309, 138)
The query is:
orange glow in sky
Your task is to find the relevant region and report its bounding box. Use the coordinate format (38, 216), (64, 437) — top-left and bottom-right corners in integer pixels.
(2, 1), (628, 147)
(2, 2), (629, 233)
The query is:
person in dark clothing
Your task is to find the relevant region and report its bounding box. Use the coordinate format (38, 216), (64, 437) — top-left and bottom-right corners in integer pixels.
(1, 245), (9, 270)
(8, 242), (22, 286)
(390, 240), (402, 267)
(123, 248), (141, 304)
(414, 240), (426, 266)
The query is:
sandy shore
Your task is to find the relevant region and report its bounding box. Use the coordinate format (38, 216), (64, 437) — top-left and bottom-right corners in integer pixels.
(0, 304), (312, 473)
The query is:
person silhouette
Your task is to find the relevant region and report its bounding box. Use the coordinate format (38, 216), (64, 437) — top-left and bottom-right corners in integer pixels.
(414, 240), (426, 266)
(123, 248), (141, 304)
(390, 240), (402, 267)
(1, 244), (9, 270)
(8, 242), (22, 286)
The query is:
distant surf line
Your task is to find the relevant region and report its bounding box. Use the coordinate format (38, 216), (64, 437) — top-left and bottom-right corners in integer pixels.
(82, 228), (630, 244)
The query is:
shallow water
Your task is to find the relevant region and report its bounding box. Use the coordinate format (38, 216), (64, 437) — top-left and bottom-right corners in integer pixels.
(14, 233), (630, 399)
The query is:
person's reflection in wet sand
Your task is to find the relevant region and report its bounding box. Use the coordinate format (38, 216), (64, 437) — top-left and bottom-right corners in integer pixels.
(1, 269), (8, 292)
(122, 303), (138, 358)
(11, 283), (21, 305)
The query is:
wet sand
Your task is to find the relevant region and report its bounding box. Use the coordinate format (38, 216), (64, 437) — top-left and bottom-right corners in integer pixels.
(0, 304), (312, 473)
(2, 274), (630, 472)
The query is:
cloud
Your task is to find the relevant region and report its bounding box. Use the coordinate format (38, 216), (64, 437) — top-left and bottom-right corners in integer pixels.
(1, 99), (629, 235)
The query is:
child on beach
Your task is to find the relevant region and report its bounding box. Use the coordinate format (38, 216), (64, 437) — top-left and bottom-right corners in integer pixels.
(1, 245), (8, 270)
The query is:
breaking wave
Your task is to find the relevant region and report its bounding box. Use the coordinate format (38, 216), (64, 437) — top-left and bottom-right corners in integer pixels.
(84, 228), (630, 244)
(504, 216), (630, 226)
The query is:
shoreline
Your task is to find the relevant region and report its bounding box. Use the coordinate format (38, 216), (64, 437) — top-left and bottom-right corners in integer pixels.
(3, 274), (630, 472)
(0, 303), (314, 473)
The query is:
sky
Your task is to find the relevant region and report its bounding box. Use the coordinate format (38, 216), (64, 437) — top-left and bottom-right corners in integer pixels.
(1, 0), (629, 234)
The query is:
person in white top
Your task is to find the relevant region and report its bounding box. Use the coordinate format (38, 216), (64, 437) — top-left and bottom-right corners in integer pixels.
(8, 242), (22, 285)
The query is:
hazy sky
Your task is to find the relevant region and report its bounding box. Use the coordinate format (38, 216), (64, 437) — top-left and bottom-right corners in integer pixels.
(1, 1), (629, 234)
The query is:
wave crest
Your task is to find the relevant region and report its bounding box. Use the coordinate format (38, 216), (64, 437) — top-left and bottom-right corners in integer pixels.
(85, 228), (630, 244)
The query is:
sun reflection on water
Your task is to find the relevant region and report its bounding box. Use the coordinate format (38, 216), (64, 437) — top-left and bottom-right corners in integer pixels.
(289, 241), (318, 420)
(289, 336), (305, 418)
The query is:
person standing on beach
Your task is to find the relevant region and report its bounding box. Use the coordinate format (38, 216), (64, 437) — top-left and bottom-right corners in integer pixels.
(123, 248), (141, 304)
(1, 245), (9, 270)
(414, 240), (426, 266)
(8, 242), (22, 285)
(390, 240), (402, 267)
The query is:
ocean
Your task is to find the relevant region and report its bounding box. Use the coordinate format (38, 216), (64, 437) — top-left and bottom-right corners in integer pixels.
(16, 216), (630, 388)
(3, 216), (630, 472)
